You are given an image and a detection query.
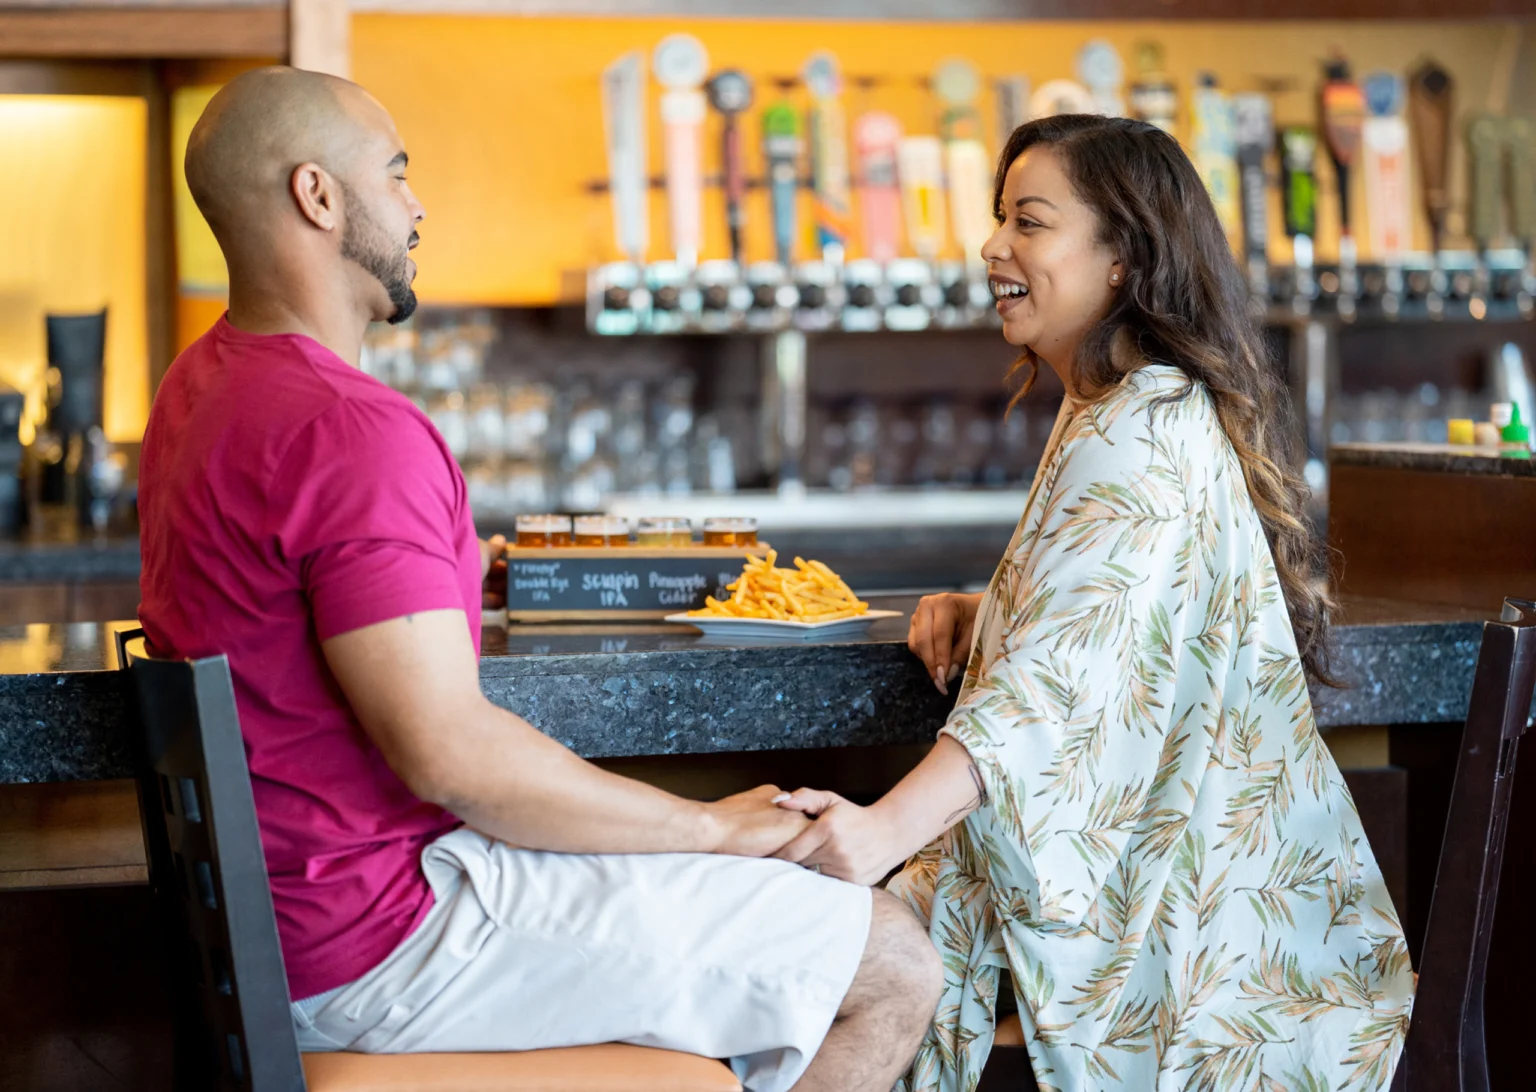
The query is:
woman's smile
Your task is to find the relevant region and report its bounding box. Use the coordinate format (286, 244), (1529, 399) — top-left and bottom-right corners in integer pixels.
(988, 276), (1029, 316)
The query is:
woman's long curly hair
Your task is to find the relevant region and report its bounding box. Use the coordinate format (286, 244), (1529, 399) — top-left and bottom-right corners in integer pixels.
(995, 114), (1336, 684)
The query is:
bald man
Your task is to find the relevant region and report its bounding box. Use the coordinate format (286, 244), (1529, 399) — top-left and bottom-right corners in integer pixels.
(136, 67), (939, 1092)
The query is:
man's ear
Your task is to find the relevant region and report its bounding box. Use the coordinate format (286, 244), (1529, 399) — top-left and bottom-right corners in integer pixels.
(291, 162), (339, 232)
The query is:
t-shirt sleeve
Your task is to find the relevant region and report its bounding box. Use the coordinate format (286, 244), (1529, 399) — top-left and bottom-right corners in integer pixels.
(269, 398), (468, 642)
(939, 391), (1219, 929)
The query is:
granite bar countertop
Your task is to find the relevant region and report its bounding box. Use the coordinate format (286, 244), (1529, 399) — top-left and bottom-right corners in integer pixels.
(1330, 442), (1536, 477)
(0, 595), (1521, 785)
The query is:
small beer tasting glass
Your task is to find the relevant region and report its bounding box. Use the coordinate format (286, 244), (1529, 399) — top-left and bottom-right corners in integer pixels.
(702, 517), (758, 547)
(573, 515), (631, 547)
(515, 514), (573, 548)
(635, 517), (693, 548)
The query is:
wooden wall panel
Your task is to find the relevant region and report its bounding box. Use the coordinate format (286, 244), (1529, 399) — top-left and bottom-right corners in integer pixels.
(1329, 465), (1536, 610)
(0, 7), (287, 59)
(0, 780), (146, 890)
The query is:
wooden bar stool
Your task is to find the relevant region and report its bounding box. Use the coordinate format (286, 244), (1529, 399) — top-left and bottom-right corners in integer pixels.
(1391, 597), (1536, 1092)
(116, 630), (740, 1092)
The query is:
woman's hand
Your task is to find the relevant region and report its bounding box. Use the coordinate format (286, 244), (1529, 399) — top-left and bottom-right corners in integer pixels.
(908, 592), (984, 695)
(771, 789), (906, 886)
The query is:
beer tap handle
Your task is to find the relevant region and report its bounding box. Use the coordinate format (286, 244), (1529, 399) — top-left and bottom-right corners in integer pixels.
(1409, 61), (1454, 308)
(1281, 126), (1319, 313)
(1509, 117), (1536, 316)
(601, 52), (649, 267)
(804, 53), (853, 268)
(762, 98), (803, 269)
(654, 34), (711, 269)
(1467, 114), (1504, 305)
(1320, 58), (1364, 312)
(1363, 71), (1411, 318)
(853, 111), (903, 264)
(1234, 93), (1273, 302)
(706, 70), (754, 269)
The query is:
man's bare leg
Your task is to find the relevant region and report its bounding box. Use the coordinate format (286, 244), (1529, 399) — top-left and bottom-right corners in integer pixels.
(791, 888), (943, 1092)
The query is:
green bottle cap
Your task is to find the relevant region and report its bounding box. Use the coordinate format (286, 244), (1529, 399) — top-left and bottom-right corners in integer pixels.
(1502, 401), (1531, 446)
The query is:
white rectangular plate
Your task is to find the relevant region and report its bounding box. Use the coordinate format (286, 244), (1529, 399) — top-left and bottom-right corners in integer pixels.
(664, 609), (904, 641)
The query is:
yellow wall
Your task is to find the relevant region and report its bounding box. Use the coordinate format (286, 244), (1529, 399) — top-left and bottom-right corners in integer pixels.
(351, 16), (1530, 306)
(0, 95), (147, 443)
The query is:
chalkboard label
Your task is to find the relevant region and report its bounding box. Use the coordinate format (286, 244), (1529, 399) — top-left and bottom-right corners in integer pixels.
(505, 547), (766, 620)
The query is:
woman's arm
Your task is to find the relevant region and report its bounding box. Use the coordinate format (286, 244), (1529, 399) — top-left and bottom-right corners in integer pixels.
(773, 735), (986, 884)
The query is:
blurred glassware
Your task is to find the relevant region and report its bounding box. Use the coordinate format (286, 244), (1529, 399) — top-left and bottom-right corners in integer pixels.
(912, 401), (956, 486)
(465, 384), (506, 460)
(691, 414), (737, 494)
(426, 391), (469, 461)
(844, 399), (880, 490)
(503, 381), (554, 460)
(464, 460), (508, 514)
(503, 460), (550, 513)
(654, 374), (696, 452)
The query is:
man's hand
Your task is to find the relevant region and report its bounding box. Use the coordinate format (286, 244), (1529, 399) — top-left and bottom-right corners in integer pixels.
(908, 592), (984, 695)
(771, 789), (905, 886)
(479, 534), (507, 581)
(704, 785), (813, 857)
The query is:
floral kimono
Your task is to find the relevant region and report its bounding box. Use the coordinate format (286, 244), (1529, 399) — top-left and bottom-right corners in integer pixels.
(890, 365), (1414, 1092)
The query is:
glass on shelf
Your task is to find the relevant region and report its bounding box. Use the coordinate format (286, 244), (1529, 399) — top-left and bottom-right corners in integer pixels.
(425, 391), (469, 462)
(635, 517), (692, 548)
(574, 515), (630, 547)
(465, 384), (506, 459)
(515, 514), (572, 548)
(702, 517), (757, 547)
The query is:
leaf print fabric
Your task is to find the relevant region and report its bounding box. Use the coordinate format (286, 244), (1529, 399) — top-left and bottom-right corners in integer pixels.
(888, 365), (1414, 1092)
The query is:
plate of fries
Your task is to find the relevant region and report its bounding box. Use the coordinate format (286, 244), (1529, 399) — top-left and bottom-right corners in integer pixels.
(667, 551), (901, 640)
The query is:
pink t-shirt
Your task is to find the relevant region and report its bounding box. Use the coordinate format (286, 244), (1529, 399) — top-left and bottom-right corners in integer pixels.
(138, 316), (478, 1000)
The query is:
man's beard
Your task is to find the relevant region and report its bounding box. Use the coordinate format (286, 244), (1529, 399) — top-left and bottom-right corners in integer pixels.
(339, 185), (417, 324)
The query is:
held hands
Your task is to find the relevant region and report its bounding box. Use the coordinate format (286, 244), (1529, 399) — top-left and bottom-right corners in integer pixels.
(770, 789), (904, 887)
(908, 592), (984, 695)
(705, 785), (813, 858)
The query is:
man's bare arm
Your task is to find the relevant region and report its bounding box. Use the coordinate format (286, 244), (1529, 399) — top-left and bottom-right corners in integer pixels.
(322, 610), (807, 857)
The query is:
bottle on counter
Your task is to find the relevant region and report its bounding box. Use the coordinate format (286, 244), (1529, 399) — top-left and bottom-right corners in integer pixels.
(1495, 402), (1532, 453)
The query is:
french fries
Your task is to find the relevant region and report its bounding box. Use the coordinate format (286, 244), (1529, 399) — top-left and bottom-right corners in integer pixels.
(689, 551), (869, 623)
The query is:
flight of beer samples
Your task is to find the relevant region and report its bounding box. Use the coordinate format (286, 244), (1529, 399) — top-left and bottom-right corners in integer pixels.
(589, 37), (1536, 335)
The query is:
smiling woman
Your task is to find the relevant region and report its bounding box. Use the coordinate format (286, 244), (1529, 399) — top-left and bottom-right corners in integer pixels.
(774, 116), (1415, 1092)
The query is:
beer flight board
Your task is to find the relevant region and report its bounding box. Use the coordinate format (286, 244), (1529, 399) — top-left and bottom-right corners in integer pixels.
(505, 545), (770, 621)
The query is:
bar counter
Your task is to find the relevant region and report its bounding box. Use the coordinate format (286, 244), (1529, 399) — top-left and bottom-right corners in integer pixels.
(0, 594), (1516, 785)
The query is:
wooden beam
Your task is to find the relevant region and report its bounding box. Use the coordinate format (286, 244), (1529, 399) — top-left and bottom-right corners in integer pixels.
(143, 62), (175, 395)
(347, 0), (1536, 17)
(0, 7), (287, 59)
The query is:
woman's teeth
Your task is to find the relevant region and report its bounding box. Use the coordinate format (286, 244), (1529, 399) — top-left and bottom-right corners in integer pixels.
(989, 280), (1029, 300)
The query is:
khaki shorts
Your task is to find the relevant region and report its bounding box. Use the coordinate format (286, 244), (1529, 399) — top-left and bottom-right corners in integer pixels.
(292, 828), (872, 1092)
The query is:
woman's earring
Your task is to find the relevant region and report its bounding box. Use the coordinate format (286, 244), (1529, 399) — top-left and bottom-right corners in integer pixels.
(1110, 273), (1121, 284)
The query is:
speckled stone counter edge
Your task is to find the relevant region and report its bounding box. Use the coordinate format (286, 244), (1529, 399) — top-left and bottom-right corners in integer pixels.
(0, 617), (1517, 785)
(1330, 442), (1536, 477)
